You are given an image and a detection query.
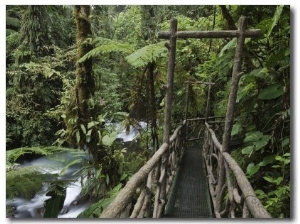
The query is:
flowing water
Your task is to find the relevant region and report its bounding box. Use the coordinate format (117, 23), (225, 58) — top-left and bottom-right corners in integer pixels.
(7, 121), (146, 218)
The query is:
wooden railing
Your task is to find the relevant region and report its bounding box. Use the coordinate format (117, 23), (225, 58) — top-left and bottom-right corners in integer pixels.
(100, 121), (186, 218)
(185, 116), (224, 142)
(203, 122), (271, 218)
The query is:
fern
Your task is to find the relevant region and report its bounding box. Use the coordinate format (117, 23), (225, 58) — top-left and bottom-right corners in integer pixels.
(6, 15), (21, 29)
(6, 166), (54, 199)
(6, 146), (71, 165)
(125, 41), (167, 68)
(78, 38), (134, 63)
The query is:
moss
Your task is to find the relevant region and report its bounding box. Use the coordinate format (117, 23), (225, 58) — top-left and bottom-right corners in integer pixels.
(6, 167), (54, 199)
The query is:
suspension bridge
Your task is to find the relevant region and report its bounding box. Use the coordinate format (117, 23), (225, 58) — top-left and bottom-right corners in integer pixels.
(99, 16), (271, 218)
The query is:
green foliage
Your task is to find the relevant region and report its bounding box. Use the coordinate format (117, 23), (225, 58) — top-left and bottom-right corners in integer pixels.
(43, 182), (66, 218)
(78, 38), (134, 63)
(6, 5), (290, 218)
(125, 41), (167, 68)
(258, 84), (284, 100)
(267, 5), (284, 37)
(6, 167), (53, 199)
(77, 183), (122, 218)
(6, 146), (69, 166)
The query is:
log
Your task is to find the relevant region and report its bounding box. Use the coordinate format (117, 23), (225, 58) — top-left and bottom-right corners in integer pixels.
(242, 202), (250, 218)
(130, 188), (146, 218)
(205, 122), (223, 151)
(100, 143), (168, 218)
(162, 18), (177, 143)
(222, 16), (250, 152)
(138, 192), (150, 218)
(204, 156), (221, 218)
(223, 152), (271, 218)
(158, 29), (261, 39)
(233, 188), (242, 204)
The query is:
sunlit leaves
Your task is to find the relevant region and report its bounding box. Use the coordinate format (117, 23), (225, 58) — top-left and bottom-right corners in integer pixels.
(78, 38), (134, 63)
(102, 132), (118, 147)
(125, 41), (167, 68)
(219, 38), (236, 57)
(231, 123), (242, 136)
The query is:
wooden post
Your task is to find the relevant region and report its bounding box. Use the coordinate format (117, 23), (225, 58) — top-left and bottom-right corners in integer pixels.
(205, 80), (212, 122)
(215, 16), (248, 215)
(184, 82), (190, 142)
(157, 16), (261, 217)
(221, 16), (247, 152)
(162, 18), (177, 144)
(184, 82), (190, 121)
(154, 18), (177, 218)
(158, 29), (260, 39)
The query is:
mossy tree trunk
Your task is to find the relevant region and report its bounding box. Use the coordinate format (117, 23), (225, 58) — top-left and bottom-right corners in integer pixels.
(141, 6), (159, 151)
(74, 5), (95, 148)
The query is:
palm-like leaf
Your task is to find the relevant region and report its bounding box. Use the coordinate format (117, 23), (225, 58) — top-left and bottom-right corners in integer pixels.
(78, 38), (134, 63)
(125, 41), (167, 68)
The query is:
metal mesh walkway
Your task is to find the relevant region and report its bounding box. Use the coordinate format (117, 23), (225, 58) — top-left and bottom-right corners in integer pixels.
(164, 145), (213, 218)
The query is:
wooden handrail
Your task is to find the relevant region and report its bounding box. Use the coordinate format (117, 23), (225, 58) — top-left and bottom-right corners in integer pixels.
(100, 143), (169, 218)
(100, 123), (186, 218)
(203, 123), (271, 218)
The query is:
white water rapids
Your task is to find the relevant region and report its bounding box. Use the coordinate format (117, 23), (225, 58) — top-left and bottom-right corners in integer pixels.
(7, 122), (147, 218)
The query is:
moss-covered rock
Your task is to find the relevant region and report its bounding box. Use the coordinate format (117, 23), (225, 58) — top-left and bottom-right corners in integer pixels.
(6, 166), (53, 200)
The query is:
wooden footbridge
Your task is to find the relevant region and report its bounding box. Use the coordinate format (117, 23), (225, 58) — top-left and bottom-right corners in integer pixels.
(99, 17), (271, 218)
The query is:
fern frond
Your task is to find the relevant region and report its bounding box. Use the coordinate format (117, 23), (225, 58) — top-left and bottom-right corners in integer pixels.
(6, 16), (21, 29)
(78, 39), (134, 63)
(6, 146), (71, 164)
(6, 166), (54, 199)
(125, 41), (167, 68)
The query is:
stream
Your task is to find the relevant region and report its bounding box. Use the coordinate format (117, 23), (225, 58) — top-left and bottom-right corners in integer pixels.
(7, 122), (147, 218)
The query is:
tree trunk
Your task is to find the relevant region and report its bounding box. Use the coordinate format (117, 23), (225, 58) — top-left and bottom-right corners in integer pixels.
(74, 5), (94, 147)
(219, 5), (236, 30)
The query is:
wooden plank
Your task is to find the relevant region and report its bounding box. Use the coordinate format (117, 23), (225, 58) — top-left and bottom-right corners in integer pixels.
(158, 29), (261, 39)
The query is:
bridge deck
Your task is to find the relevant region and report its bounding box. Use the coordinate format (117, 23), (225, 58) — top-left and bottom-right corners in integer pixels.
(164, 145), (213, 218)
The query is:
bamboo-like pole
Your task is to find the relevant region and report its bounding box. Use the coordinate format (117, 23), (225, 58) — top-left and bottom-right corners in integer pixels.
(162, 18), (177, 144)
(158, 29), (261, 39)
(222, 16), (248, 153)
(184, 82), (189, 121)
(205, 80), (212, 121)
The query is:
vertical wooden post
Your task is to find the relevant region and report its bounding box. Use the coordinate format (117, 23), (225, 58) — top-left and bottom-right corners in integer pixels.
(184, 82), (190, 142)
(222, 16), (247, 152)
(184, 82), (190, 121)
(162, 18), (177, 144)
(205, 80), (212, 122)
(154, 18), (177, 218)
(215, 16), (248, 215)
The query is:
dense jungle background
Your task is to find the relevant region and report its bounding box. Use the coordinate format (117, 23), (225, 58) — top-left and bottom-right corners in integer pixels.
(6, 5), (290, 218)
